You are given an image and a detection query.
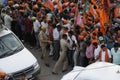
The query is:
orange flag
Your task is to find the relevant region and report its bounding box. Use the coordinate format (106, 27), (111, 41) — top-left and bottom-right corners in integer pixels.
(44, 0), (54, 10)
(90, 4), (99, 19)
(58, 0), (63, 12)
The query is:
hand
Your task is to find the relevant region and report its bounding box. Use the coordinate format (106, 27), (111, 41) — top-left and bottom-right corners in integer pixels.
(48, 41), (52, 44)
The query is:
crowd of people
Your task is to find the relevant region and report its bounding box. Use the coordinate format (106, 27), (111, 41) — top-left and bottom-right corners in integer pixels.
(1, 0), (120, 76)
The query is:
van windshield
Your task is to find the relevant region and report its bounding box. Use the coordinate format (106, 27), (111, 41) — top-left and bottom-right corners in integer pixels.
(0, 33), (23, 58)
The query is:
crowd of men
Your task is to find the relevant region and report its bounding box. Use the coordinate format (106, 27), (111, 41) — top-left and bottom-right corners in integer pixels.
(1, 0), (120, 76)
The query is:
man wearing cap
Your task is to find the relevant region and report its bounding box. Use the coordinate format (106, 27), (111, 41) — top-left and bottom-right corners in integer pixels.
(39, 26), (51, 67)
(52, 34), (71, 74)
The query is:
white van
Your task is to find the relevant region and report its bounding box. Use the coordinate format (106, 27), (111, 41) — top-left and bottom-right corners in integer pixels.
(61, 62), (120, 80)
(0, 24), (40, 79)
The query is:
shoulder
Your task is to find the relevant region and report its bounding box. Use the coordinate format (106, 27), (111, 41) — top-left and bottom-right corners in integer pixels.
(107, 49), (111, 53)
(111, 48), (114, 51)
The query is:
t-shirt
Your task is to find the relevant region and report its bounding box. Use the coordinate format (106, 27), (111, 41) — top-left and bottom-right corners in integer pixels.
(111, 48), (120, 65)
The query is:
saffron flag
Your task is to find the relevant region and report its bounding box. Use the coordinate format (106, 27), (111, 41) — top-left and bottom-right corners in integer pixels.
(58, 0), (63, 12)
(44, 0), (54, 10)
(90, 4), (98, 19)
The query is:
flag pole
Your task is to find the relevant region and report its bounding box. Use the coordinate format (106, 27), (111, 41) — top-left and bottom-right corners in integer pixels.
(73, 0), (80, 31)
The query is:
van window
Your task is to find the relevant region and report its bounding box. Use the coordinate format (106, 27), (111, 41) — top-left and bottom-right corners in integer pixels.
(0, 33), (23, 58)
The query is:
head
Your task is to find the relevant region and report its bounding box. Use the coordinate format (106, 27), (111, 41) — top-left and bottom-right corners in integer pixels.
(68, 31), (73, 37)
(41, 26), (46, 32)
(101, 44), (107, 51)
(62, 34), (67, 40)
(21, 73), (26, 80)
(114, 43), (119, 51)
(31, 16), (36, 22)
(92, 42), (98, 48)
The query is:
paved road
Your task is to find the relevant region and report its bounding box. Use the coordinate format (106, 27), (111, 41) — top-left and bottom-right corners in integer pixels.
(24, 43), (73, 80)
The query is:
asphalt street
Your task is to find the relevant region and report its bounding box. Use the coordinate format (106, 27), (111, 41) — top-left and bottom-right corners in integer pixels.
(24, 43), (73, 80)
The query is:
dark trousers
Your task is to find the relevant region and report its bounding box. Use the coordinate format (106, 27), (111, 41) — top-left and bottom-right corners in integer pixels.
(53, 40), (60, 61)
(25, 32), (35, 46)
(67, 49), (74, 67)
(78, 56), (89, 67)
(35, 32), (40, 48)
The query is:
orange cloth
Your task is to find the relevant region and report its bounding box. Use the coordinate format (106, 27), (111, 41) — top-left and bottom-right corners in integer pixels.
(81, 30), (87, 37)
(19, 10), (25, 13)
(24, 3), (29, 8)
(44, 0), (54, 10)
(118, 30), (120, 34)
(70, 2), (74, 7)
(33, 4), (38, 9)
(63, 28), (68, 34)
(91, 0), (99, 9)
(37, 0), (42, 3)
(63, 20), (68, 24)
(90, 4), (99, 19)
(0, 72), (6, 77)
(78, 35), (84, 40)
(91, 39), (98, 44)
(19, 4), (25, 7)
(83, 15), (87, 24)
(55, 0), (59, 3)
(92, 29), (98, 36)
(98, 0), (110, 35)
(63, 2), (69, 7)
(114, 6), (120, 18)
(90, 0), (110, 34)
(48, 0), (54, 10)
(118, 38), (120, 42)
(79, 24), (84, 29)
(99, 49), (109, 62)
(49, 26), (53, 41)
(58, 1), (63, 12)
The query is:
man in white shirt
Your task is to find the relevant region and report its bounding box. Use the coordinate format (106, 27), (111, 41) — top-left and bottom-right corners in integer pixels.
(52, 25), (61, 61)
(33, 17), (41, 49)
(4, 12), (13, 29)
(94, 44), (101, 62)
(66, 31), (79, 67)
(111, 43), (120, 65)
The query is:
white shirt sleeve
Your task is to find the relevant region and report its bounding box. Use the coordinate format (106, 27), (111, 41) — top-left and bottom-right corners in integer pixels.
(72, 35), (77, 44)
(108, 49), (112, 58)
(110, 48), (114, 56)
(8, 15), (13, 22)
(94, 45), (101, 59)
(53, 28), (59, 40)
